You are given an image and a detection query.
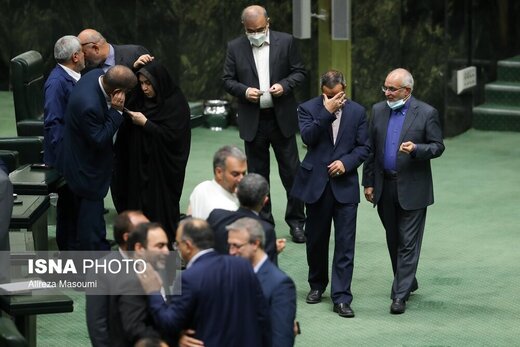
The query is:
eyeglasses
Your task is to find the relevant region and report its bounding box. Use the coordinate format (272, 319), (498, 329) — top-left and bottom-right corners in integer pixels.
(172, 241), (184, 251)
(381, 86), (406, 93)
(228, 242), (249, 250)
(81, 41), (99, 47)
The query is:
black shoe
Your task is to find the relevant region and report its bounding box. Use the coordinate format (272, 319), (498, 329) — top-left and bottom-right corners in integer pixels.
(390, 298), (406, 314)
(333, 303), (355, 318)
(290, 227), (306, 243)
(306, 289), (322, 304)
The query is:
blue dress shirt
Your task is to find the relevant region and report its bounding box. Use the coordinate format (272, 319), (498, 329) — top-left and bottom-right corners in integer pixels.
(383, 100), (410, 172)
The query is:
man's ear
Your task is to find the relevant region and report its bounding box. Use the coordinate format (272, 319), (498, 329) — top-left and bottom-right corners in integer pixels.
(262, 195), (269, 207)
(134, 242), (145, 253)
(123, 232), (129, 243)
(214, 166), (223, 180)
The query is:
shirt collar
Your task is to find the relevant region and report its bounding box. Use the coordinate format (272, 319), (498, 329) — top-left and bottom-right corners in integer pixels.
(104, 44), (115, 68)
(253, 253), (268, 273)
(98, 76), (110, 102)
(186, 248), (214, 269)
(58, 64), (81, 82)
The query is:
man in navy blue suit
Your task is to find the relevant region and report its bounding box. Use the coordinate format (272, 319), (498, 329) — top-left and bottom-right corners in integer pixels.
(61, 65), (137, 250)
(44, 35), (85, 250)
(227, 217), (297, 347)
(291, 70), (369, 317)
(139, 218), (271, 347)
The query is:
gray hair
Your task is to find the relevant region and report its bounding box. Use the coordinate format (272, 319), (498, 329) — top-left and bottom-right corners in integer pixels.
(54, 35), (81, 63)
(402, 71), (414, 90)
(320, 70), (346, 89)
(213, 145), (246, 172)
(226, 217), (265, 249)
(237, 173), (269, 209)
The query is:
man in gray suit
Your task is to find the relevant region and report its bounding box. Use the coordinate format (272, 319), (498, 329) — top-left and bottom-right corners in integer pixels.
(362, 68), (444, 314)
(222, 5), (307, 243)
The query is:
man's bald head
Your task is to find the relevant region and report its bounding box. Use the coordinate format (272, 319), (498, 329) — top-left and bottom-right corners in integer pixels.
(78, 29), (105, 45)
(386, 68), (414, 90)
(103, 65), (137, 94)
(241, 5), (268, 23)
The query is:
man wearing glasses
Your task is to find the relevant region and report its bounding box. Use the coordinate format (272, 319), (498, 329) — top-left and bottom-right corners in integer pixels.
(363, 68), (445, 314)
(78, 28), (152, 73)
(222, 5), (307, 244)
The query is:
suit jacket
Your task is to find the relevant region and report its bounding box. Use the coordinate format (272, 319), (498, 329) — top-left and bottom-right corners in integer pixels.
(148, 251), (271, 347)
(43, 64), (77, 167)
(207, 207), (278, 265)
(222, 30), (306, 141)
(362, 97), (445, 210)
(86, 251), (160, 347)
(113, 44), (149, 70)
(256, 259), (296, 347)
(291, 97), (369, 204)
(61, 69), (124, 200)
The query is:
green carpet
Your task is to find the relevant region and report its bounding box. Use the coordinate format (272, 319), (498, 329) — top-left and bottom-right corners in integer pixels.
(2, 91), (519, 346)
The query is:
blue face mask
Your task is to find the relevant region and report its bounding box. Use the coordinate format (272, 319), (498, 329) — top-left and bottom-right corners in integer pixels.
(387, 98), (406, 110)
(386, 95), (410, 110)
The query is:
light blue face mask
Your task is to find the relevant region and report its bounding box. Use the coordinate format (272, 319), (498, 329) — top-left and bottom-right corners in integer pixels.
(387, 98), (406, 110)
(247, 32), (267, 47)
(387, 95), (411, 110)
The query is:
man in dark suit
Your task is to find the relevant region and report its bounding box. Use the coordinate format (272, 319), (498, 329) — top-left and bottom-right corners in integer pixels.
(78, 29), (152, 72)
(44, 35), (85, 250)
(227, 217), (297, 347)
(291, 70), (369, 318)
(222, 5), (307, 243)
(105, 222), (169, 347)
(139, 218), (271, 347)
(362, 68), (445, 314)
(86, 210), (149, 347)
(207, 173), (280, 265)
(61, 65), (137, 250)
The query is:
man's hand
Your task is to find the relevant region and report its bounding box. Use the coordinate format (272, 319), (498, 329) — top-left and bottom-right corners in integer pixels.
(327, 160), (346, 177)
(179, 329), (204, 347)
(133, 54), (154, 69)
(399, 141), (416, 154)
(126, 110), (148, 127)
(276, 238), (286, 254)
(246, 88), (264, 103)
(323, 91), (346, 114)
(364, 187), (374, 203)
(269, 83), (284, 97)
(136, 262), (162, 294)
(110, 90), (126, 111)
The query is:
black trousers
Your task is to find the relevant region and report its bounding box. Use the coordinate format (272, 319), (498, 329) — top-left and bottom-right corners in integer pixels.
(244, 112), (305, 230)
(305, 183), (357, 304)
(377, 176), (426, 300)
(56, 184), (78, 250)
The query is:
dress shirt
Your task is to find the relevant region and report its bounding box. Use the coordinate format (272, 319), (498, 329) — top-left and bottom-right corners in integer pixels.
(253, 253), (268, 274)
(383, 100), (410, 171)
(102, 45), (115, 72)
(58, 63), (81, 82)
(186, 249), (214, 269)
(251, 31), (274, 109)
(332, 109), (342, 144)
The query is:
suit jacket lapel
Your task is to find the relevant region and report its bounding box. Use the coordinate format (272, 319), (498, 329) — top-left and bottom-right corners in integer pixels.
(240, 37), (258, 79)
(398, 97), (418, 143)
(333, 101), (351, 147)
(379, 104), (392, 157)
(268, 31), (278, 82)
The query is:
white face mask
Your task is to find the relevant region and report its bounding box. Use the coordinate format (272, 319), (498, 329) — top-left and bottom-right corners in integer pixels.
(247, 31), (267, 47)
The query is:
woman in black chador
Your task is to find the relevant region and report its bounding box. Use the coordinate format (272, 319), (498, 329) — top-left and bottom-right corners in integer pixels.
(113, 60), (191, 238)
